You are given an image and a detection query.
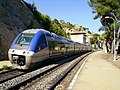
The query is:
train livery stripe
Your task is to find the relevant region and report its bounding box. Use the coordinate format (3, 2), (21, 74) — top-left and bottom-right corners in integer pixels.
(10, 33), (22, 49)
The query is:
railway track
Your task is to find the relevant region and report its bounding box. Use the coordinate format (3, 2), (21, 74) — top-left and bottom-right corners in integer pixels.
(0, 52), (91, 90)
(0, 69), (26, 84)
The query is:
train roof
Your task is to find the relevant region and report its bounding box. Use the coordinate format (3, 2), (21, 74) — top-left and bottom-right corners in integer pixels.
(22, 29), (45, 34)
(22, 29), (82, 44)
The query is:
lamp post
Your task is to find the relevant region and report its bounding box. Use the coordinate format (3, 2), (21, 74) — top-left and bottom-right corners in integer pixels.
(105, 16), (116, 61)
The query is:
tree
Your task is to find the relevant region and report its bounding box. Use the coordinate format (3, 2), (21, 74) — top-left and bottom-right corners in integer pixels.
(24, 1), (68, 38)
(98, 26), (113, 52)
(50, 19), (68, 37)
(102, 30), (113, 52)
(42, 15), (52, 30)
(88, 0), (120, 53)
(93, 33), (100, 44)
(90, 38), (94, 44)
(88, 0), (120, 20)
(90, 33), (100, 49)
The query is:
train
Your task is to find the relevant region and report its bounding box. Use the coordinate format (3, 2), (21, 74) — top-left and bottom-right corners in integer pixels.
(8, 29), (92, 69)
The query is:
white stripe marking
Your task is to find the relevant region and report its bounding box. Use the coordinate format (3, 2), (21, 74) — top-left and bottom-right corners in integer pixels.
(67, 55), (90, 90)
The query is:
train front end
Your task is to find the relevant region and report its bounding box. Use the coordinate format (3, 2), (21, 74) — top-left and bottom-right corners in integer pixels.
(8, 31), (35, 69)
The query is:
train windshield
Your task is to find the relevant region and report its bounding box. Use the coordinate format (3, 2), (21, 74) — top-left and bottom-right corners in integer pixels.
(16, 34), (34, 47)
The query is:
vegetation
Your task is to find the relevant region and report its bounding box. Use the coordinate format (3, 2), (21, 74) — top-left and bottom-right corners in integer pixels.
(2, 65), (11, 71)
(88, 0), (120, 52)
(88, 0), (120, 20)
(24, 1), (69, 38)
(24, 1), (91, 40)
(90, 33), (100, 49)
(50, 19), (68, 37)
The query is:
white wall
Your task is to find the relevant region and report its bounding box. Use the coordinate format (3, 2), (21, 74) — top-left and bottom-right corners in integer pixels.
(70, 34), (86, 44)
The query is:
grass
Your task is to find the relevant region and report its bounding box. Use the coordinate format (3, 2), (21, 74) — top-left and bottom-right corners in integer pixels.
(2, 65), (11, 71)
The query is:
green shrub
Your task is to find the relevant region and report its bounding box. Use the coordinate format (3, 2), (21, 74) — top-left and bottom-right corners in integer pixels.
(94, 44), (97, 49)
(2, 65), (10, 70)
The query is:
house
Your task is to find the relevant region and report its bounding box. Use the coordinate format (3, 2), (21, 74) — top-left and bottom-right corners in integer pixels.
(70, 32), (86, 44)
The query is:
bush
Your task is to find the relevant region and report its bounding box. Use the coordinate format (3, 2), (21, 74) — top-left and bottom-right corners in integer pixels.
(2, 65), (10, 70)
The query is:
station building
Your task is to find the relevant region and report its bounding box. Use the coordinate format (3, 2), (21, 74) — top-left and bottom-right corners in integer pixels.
(70, 32), (86, 44)
(64, 24), (92, 45)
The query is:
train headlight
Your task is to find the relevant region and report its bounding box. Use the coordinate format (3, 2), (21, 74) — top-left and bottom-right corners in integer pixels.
(23, 51), (30, 55)
(13, 56), (19, 60)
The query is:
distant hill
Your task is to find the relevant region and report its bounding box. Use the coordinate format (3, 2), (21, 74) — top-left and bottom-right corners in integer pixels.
(59, 20), (92, 35)
(59, 20), (93, 44)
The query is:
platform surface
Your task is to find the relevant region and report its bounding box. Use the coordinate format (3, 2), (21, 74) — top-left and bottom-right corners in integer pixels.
(69, 51), (120, 90)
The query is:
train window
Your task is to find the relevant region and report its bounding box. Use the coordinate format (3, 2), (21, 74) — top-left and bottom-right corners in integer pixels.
(40, 38), (47, 50)
(36, 34), (47, 51)
(16, 34), (34, 46)
(48, 41), (53, 50)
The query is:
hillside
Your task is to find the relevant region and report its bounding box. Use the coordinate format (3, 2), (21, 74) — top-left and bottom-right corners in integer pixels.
(59, 20), (92, 34)
(0, 0), (42, 59)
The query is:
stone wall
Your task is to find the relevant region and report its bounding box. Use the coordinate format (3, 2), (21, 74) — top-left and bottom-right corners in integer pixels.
(0, 0), (42, 59)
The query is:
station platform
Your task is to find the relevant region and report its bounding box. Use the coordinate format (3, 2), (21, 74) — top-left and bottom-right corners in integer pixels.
(68, 51), (120, 90)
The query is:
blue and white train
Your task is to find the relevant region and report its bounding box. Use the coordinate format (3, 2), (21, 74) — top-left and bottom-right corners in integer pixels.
(8, 29), (92, 69)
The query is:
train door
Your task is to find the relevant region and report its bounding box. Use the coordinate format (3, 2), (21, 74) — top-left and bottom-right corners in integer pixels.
(37, 35), (49, 62)
(31, 31), (49, 63)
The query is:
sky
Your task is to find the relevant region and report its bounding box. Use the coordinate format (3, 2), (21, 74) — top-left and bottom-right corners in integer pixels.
(25, 0), (102, 34)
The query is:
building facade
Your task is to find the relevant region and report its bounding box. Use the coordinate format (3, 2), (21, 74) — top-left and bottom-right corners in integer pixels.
(70, 32), (86, 44)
